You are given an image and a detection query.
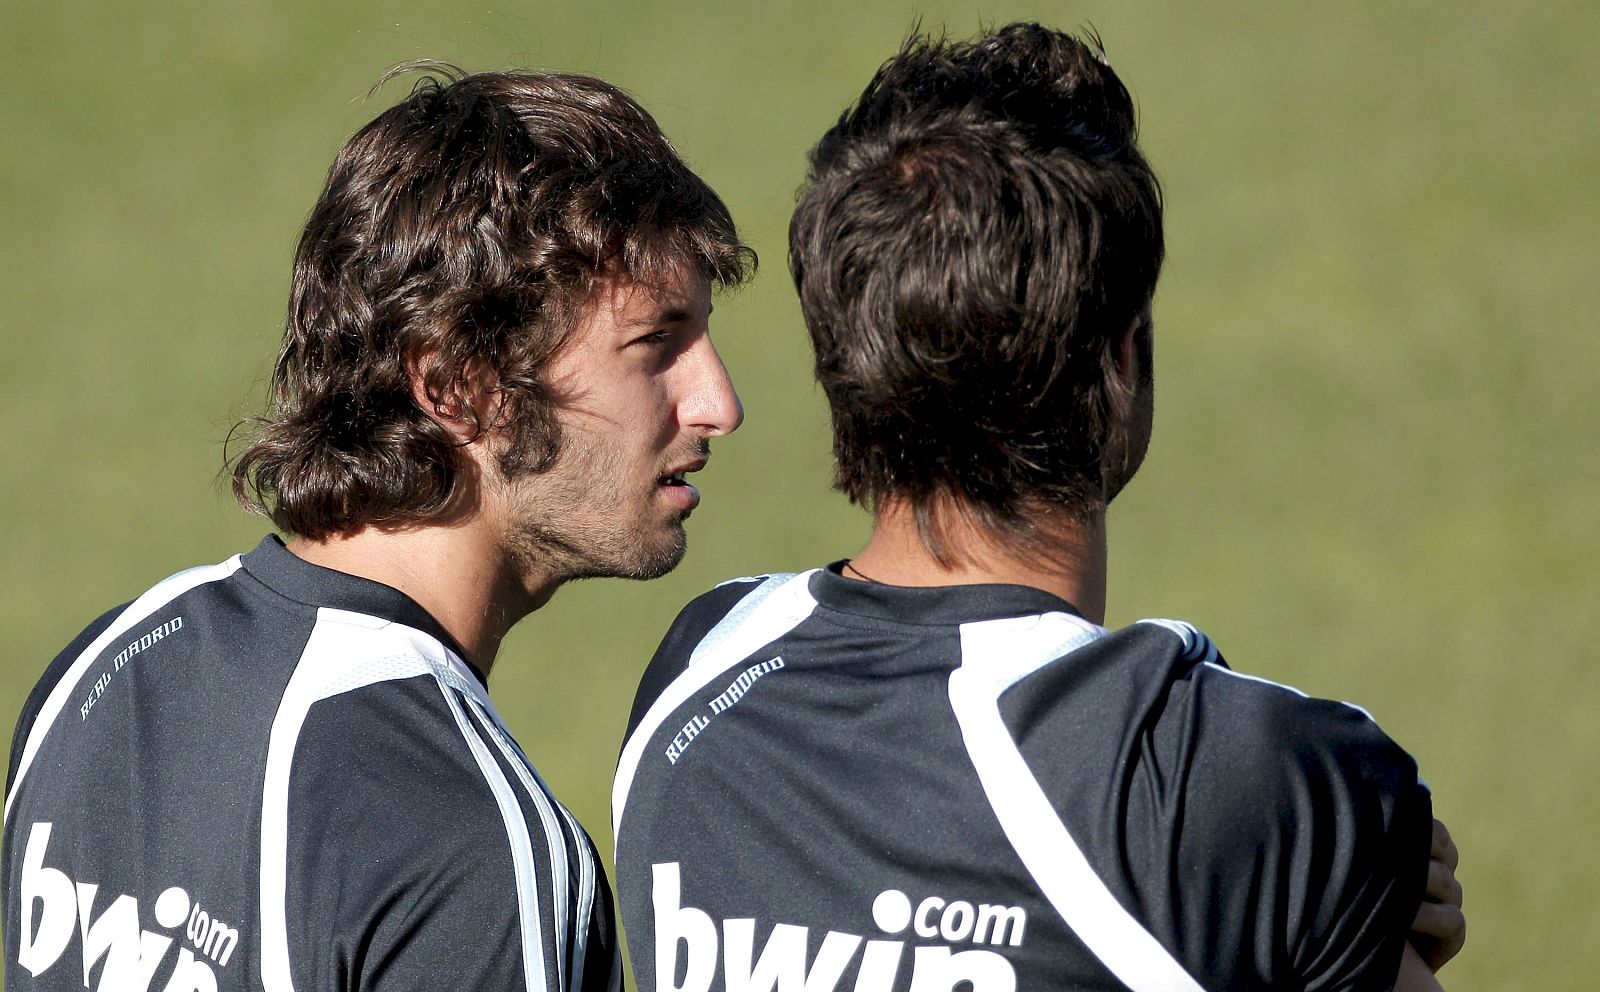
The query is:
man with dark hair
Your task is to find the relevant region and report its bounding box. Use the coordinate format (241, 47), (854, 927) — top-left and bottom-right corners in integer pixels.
(614, 25), (1462, 992)
(5, 67), (749, 991)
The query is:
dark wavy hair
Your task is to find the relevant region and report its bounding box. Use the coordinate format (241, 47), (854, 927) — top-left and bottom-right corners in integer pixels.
(231, 65), (753, 539)
(789, 24), (1163, 558)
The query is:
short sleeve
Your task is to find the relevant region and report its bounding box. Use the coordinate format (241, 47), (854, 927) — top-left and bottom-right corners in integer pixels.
(1179, 669), (1433, 992)
(1288, 713), (1434, 991)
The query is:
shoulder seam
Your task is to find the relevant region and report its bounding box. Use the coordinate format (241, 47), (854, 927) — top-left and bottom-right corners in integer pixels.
(1135, 618), (1218, 664)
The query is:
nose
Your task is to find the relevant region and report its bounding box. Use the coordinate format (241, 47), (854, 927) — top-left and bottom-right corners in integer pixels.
(683, 335), (744, 437)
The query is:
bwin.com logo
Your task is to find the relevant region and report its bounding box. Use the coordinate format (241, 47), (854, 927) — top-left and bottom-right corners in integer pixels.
(652, 862), (1027, 991)
(15, 821), (238, 992)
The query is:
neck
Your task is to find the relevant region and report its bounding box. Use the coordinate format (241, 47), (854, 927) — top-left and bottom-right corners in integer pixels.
(847, 498), (1109, 624)
(289, 521), (558, 675)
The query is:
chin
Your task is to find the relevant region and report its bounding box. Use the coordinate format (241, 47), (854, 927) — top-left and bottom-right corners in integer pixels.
(507, 512), (688, 584)
(612, 547), (686, 581)
(595, 524), (688, 581)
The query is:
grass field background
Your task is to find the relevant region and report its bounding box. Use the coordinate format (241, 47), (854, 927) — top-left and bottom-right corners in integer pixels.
(3, 1), (1595, 987)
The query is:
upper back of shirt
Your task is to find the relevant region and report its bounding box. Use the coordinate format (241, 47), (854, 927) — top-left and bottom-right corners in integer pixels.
(4, 536), (618, 992)
(613, 566), (1430, 992)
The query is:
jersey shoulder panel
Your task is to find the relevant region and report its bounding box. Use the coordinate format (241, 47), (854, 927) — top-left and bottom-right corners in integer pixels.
(623, 575), (776, 739)
(998, 619), (1431, 990)
(278, 627), (618, 992)
(284, 677), (530, 992)
(1179, 658), (1422, 815)
(6, 602), (127, 796)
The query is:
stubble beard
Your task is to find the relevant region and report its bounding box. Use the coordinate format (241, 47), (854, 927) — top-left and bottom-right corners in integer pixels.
(510, 517), (688, 583)
(496, 431), (693, 585)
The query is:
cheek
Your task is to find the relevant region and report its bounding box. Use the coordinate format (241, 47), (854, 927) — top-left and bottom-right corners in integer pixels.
(564, 365), (683, 463)
(595, 393), (677, 474)
(637, 379), (684, 444)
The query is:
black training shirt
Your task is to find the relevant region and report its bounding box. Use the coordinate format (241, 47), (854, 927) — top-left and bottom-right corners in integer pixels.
(613, 566), (1430, 992)
(5, 536), (620, 992)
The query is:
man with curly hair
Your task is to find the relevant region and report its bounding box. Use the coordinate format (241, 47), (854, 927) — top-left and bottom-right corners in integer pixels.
(5, 67), (749, 992)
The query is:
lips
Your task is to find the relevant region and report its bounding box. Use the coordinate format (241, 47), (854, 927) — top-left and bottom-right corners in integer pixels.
(657, 456), (708, 488)
(656, 455), (707, 511)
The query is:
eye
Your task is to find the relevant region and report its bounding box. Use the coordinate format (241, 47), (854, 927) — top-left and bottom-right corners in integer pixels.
(629, 328), (674, 348)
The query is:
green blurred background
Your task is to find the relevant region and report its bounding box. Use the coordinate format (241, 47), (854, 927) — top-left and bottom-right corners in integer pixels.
(2, 1), (1594, 987)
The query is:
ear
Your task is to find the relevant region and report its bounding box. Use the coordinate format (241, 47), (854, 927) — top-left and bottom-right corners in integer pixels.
(1113, 314), (1141, 390)
(406, 350), (502, 443)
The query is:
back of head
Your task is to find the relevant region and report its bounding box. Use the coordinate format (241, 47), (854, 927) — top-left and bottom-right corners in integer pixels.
(232, 66), (753, 539)
(790, 24), (1163, 559)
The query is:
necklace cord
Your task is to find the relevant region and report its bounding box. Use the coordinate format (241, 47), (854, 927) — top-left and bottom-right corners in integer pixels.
(842, 560), (877, 583)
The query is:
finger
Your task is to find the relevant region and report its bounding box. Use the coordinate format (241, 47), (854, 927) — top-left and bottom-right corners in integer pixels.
(1410, 902), (1466, 971)
(1423, 857), (1463, 909)
(1412, 897), (1466, 940)
(1430, 817), (1460, 872)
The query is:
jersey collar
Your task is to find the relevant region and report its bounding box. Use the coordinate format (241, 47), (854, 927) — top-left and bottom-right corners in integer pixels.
(240, 534), (487, 685)
(810, 560), (1085, 627)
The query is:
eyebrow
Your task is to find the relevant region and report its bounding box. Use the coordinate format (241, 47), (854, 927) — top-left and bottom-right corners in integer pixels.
(640, 301), (712, 326)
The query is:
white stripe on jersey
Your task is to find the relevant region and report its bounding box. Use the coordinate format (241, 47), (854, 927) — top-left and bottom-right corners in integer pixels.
(951, 613), (1209, 992)
(463, 694), (577, 988)
(611, 571), (814, 843)
(1141, 619), (1381, 723)
(1198, 661), (1380, 723)
(556, 796), (597, 992)
(493, 723), (599, 992)
(433, 678), (550, 992)
(259, 608), (552, 992)
(4, 555), (244, 824)
(1138, 619), (1218, 664)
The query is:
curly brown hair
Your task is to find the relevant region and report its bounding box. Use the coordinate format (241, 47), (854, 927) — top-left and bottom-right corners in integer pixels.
(231, 65), (754, 539)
